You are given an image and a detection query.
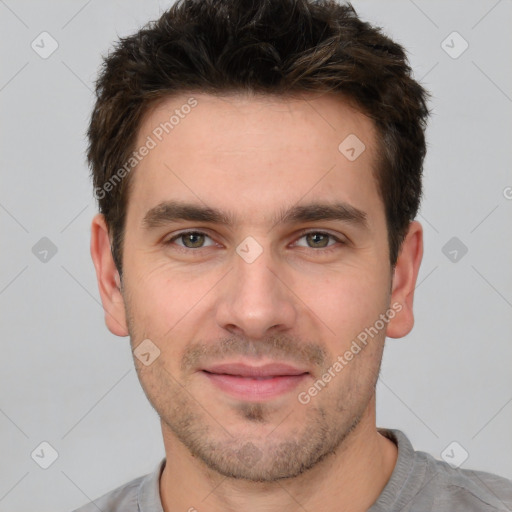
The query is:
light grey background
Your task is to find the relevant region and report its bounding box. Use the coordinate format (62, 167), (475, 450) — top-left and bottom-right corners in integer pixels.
(1, 1), (511, 511)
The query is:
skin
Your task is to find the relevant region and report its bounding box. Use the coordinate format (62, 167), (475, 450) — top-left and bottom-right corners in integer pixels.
(91, 91), (423, 512)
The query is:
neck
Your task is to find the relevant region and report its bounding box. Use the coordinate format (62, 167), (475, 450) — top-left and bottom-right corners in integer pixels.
(159, 396), (398, 512)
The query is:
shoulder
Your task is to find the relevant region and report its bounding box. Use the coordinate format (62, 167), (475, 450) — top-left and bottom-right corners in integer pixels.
(426, 458), (512, 511)
(376, 428), (512, 512)
(70, 458), (165, 512)
(71, 475), (143, 512)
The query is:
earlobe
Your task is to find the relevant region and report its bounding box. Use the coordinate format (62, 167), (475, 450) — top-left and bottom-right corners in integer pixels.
(90, 213), (129, 337)
(386, 221), (423, 339)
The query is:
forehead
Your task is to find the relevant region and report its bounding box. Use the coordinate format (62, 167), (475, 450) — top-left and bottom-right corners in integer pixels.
(128, 91), (384, 227)
(137, 91), (376, 158)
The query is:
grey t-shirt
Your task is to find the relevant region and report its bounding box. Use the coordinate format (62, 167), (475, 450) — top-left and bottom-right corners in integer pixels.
(72, 428), (512, 512)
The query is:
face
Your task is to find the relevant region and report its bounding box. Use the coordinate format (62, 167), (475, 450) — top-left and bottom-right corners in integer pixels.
(97, 92), (415, 481)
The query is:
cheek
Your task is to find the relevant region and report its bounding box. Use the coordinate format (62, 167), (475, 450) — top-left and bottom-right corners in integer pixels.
(293, 264), (390, 343)
(124, 262), (220, 347)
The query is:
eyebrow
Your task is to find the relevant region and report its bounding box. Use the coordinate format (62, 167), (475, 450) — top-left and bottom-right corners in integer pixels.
(142, 200), (369, 230)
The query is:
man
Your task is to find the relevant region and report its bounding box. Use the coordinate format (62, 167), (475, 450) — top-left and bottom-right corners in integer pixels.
(74, 0), (512, 510)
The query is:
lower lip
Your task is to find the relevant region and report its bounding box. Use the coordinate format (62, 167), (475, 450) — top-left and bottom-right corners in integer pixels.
(202, 371), (309, 401)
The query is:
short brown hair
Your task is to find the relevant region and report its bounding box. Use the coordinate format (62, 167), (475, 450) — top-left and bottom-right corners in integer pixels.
(88, 0), (430, 274)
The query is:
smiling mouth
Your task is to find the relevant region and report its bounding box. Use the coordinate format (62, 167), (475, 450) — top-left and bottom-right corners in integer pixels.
(201, 362), (310, 401)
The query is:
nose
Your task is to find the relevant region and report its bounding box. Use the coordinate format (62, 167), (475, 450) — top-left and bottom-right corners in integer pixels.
(215, 244), (297, 340)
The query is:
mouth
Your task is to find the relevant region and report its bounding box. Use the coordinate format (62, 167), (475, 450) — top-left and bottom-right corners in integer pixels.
(201, 362), (310, 401)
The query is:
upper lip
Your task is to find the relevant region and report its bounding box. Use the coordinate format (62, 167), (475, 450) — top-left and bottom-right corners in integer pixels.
(202, 362), (309, 378)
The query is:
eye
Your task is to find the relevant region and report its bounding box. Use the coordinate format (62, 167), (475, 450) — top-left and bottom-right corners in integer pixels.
(294, 231), (344, 250)
(164, 230), (344, 252)
(166, 231), (216, 249)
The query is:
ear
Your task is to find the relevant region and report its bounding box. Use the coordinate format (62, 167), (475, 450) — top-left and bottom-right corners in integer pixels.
(386, 220), (423, 339)
(90, 213), (129, 337)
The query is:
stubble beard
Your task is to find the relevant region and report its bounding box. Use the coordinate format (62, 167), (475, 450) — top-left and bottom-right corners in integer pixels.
(125, 301), (383, 482)
(138, 353), (379, 482)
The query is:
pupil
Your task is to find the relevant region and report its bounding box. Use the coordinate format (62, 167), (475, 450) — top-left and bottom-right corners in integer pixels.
(308, 233), (328, 248)
(184, 233), (204, 248)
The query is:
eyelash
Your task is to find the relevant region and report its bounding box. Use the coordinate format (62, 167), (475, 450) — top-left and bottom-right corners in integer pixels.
(164, 230), (346, 253)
